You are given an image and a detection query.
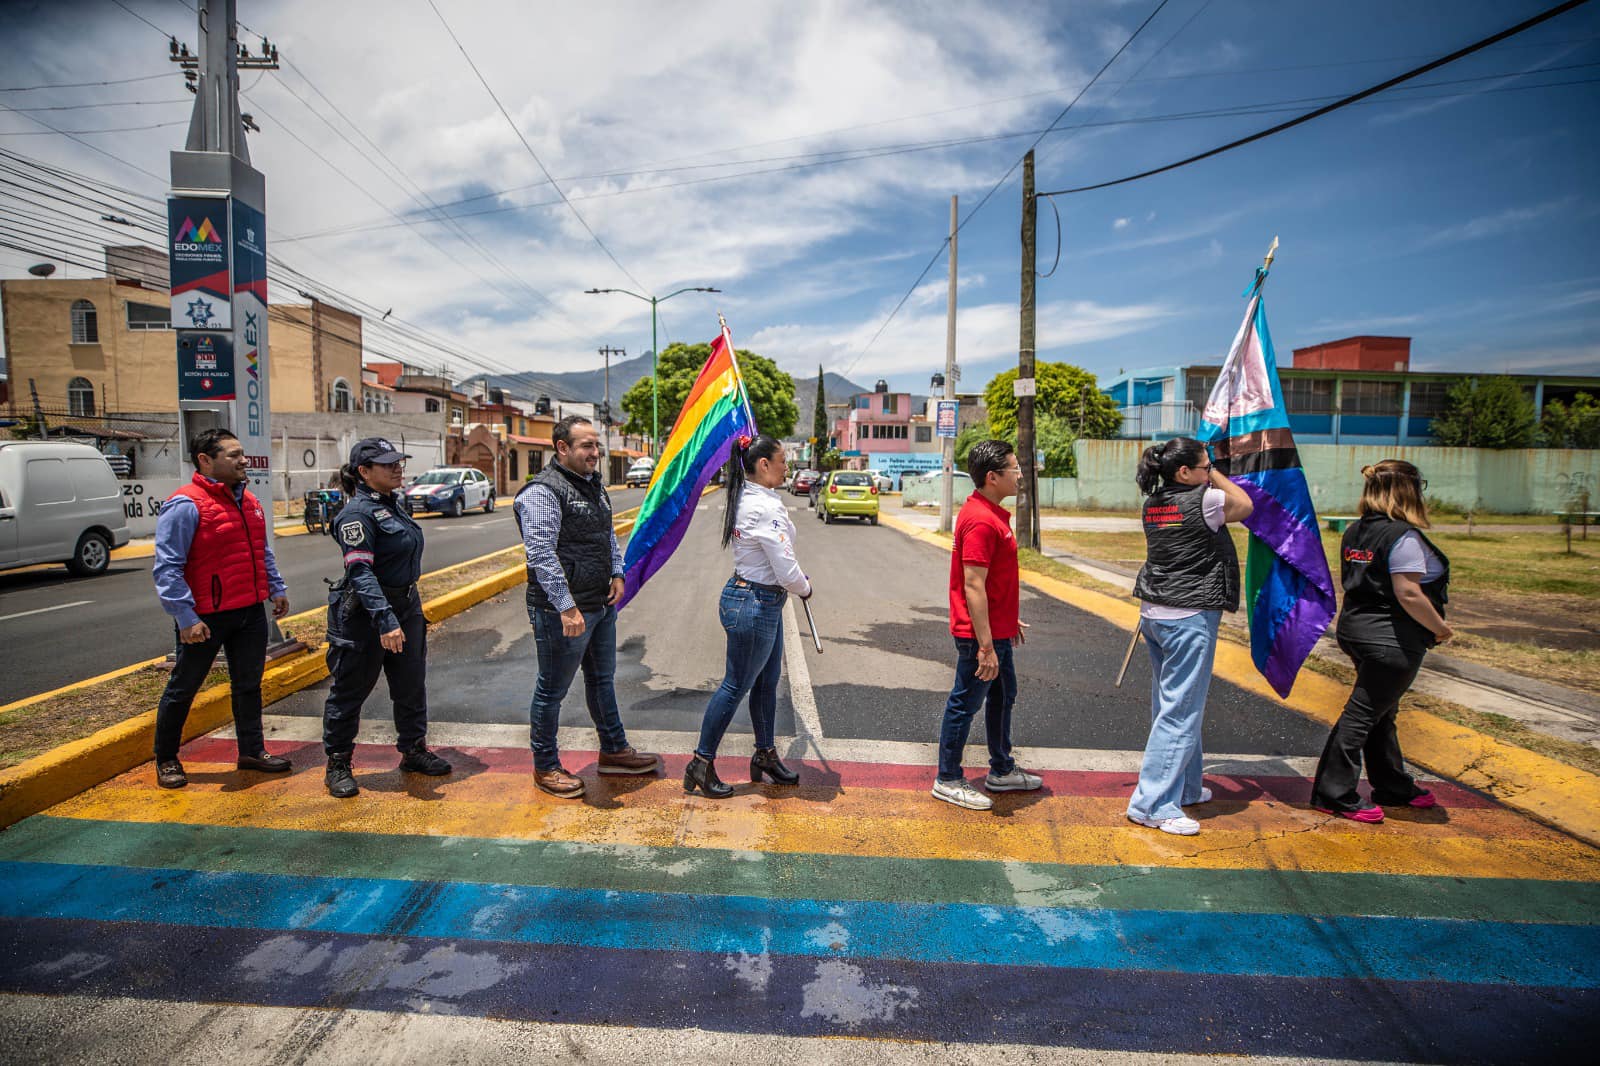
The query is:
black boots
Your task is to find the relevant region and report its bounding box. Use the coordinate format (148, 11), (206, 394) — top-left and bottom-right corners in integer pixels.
(326, 754), (358, 799)
(750, 747), (800, 785)
(399, 741), (451, 776)
(683, 755), (734, 798)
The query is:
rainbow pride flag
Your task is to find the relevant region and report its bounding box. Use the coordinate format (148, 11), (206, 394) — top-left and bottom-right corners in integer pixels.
(618, 322), (755, 608)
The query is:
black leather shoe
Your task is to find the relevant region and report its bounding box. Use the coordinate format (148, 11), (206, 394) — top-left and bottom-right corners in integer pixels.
(156, 759), (187, 790)
(325, 754), (359, 799)
(237, 751), (292, 773)
(683, 755), (734, 798)
(750, 747), (800, 785)
(399, 742), (451, 776)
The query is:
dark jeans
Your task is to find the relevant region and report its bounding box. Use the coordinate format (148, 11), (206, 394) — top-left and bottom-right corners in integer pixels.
(696, 579), (786, 761)
(154, 603), (267, 762)
(529, 603), (629, 771)
(1310, 638), (1428, 811)
(322, 591), (429, 756)
(937, 636), (1017, 782)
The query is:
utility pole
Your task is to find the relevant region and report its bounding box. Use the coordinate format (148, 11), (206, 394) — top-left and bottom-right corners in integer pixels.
(598, 344), (624, 454)
(940, 195), (958, 534)
(166, 1), (295, 654)
(1016, 149), (1038, 550)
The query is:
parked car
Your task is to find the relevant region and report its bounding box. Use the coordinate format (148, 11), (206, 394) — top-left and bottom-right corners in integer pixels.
(0, 440), (131, 576)
(624, 458), (656, 488)
(904, 469), (975, 507)
(405, 466), (495, 517)
(817, 470), (880, 525)
(789, 469), (821, 496)
(863, 469), (894, 493)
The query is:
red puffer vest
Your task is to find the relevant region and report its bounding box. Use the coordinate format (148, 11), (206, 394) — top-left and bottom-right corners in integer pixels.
(169, 473), (269, 614)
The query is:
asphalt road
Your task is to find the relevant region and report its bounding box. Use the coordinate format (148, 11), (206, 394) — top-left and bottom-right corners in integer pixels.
(270, 488), (1319, 759)
(0, 487), (645, 705)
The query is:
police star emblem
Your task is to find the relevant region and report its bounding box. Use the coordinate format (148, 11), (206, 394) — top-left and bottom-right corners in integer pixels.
(185, 296), (215, 327)
(340, 522), (365, 546)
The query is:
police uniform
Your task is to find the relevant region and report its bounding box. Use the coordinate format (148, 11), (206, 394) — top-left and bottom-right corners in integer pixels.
(322, 438), (448, 792)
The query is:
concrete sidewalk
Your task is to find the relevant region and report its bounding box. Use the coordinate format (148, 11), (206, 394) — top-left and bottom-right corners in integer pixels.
(892, 506), (1600, 750)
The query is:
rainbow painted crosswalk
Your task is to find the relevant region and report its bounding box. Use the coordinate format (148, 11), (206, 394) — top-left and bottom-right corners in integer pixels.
(2, 735), (1597, 1060)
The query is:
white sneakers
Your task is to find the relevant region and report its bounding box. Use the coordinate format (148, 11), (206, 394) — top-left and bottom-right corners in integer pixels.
(1127, 812), (1201, 836)
(1191, 786), (1213, 805)
(985, 767), (1044, 792)
(932, 777), (993, 810)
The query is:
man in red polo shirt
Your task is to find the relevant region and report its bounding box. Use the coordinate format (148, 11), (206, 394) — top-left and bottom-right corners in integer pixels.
(934, 439), (1041, 810)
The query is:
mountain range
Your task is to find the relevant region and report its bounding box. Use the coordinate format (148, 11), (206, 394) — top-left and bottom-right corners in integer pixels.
(474, 355), (912, 442)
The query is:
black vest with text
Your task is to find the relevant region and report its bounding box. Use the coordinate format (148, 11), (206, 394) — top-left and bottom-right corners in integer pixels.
(1336, 514), (1449, 652)
(1132, 482), (1240, 612)
(521, 463), (615, 614)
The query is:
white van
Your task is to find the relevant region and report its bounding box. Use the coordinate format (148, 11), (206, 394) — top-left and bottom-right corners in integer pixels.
(0, 441), (132, 576)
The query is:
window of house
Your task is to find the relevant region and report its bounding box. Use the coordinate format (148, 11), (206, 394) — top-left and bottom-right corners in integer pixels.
(330, 379), (352, 413)
(125, 302), (169, 330)
(1339, 379), (1401, 416)
(1409, 381), (1451, 419)
(883, 394), (898, 414)
(915, 426), (932, 443)
(1283, 377), (1334, 414)
(1185, 372), (1217, 409)
(425, 398), (441, 413)
(509, 449), (519, 481)
(70, 300), (98, 344)
(68, 377), (96, 417)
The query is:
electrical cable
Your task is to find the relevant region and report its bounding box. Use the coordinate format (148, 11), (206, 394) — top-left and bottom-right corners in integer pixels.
(1035, 0), (1596, 198)
(0, 72), (175, 93)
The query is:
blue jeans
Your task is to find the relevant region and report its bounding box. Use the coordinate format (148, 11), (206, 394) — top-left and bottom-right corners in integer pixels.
(696, 579), (786, 760)
(529, 604), (629, 771)
(1128, 611), (1220, 821)
(937, 637), (1016, 782)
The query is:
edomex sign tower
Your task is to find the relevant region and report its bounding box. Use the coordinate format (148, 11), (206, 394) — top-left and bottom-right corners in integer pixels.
(167, 0), (277, 499)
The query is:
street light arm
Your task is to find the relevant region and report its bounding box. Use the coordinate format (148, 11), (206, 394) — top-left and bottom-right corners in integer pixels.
(660, 286), (721, 301)
(585, 287), (650, 304)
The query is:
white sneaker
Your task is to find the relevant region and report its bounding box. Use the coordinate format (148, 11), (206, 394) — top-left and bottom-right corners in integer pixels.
(1127, 812), (1201, 836)
(984, 767), (1043, 792)
(932, 778), (993, 810)
(1185, 786), (1214, 805)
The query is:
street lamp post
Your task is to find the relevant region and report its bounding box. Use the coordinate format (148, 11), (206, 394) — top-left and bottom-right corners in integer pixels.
(585, 286), (720, 457)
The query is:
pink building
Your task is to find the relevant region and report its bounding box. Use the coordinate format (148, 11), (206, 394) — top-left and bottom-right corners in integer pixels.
(835, 381), (914, 458)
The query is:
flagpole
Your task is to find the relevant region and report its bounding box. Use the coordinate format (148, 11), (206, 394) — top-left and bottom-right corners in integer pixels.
(1244, 235), (1279, 299)
(717, 312), (759, 432)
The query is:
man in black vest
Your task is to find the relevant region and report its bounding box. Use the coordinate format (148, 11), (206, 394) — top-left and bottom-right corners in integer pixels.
(513, 415), (659, 797)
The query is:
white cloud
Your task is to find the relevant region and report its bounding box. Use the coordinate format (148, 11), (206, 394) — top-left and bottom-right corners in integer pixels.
(1113, 217), (1130, 229)
(1417, 198), (1573, 250)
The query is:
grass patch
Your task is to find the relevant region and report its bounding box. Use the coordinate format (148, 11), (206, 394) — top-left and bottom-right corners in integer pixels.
(1017, 549), (1133, 599)
(0, 546), (529, 771)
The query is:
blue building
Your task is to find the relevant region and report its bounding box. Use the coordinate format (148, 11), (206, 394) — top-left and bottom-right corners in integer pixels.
(1101, 336), (1600, 445)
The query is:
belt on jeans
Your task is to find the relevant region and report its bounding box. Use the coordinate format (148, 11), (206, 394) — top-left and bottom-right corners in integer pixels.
(380, 582), (417, 600)
(729, 574), (785, 593)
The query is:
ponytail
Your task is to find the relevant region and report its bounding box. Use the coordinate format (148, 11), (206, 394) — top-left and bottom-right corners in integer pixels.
(1135, 436), (1208, 496)
(338, 462), (360, 496)
(721, 433), (784, 548)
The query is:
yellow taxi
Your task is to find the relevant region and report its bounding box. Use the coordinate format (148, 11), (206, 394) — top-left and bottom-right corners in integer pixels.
(818, 470), (880, 525)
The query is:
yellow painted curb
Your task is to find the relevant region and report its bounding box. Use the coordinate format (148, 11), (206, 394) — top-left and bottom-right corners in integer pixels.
(877, 509), (1600, 847)
(422, 564), (526, 625)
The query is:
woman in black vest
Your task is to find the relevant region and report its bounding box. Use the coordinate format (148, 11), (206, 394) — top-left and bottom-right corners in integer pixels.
(1127, 437), (1252, 836)
(1311, 460), (1451, 823)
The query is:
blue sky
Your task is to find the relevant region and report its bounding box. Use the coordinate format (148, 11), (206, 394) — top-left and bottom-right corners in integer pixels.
(2, 0), (1596, 395)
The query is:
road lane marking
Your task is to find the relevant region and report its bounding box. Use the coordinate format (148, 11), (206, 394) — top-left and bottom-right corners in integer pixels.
(0, 600), (92, 623)
(782, 599), (825, 757)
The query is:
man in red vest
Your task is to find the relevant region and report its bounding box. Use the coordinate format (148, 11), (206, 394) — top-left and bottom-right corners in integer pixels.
(151, 428), (291, 788)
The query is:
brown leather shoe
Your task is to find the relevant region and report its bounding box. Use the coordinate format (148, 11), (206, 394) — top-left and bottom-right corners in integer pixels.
(237, 751), (292, 773)
(597, 746), (661, 775)
(155, 759), (187, 790)
(534, 766), (586, 798)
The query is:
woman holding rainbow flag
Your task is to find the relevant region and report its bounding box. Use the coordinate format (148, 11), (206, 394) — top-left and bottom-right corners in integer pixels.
(683, 433), (813, 798)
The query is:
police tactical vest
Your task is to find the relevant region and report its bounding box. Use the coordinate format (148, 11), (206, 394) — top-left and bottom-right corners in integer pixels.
(1336, 514), (1450, 652)
(523, 463), (615, 613)
(1132, 482), (1240, 612)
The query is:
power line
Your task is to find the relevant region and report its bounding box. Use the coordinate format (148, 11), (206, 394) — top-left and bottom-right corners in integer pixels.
(0, 120), (188, 137)
(839, 0), (1175, 379)
(0, 71), (175, 93)
(424, 0), (649, 293)
(0, 98), (190, 113)
(1036, 0), (1596, 198)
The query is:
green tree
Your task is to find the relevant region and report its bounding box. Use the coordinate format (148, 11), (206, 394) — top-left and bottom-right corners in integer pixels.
(1541, 392), (1600, 449)
(954, 415), (1079, 476)
(812, 364), (829, 453)
(620, 341), (798, 443)
(1430, 376), (1537, 449)
(983, 362), (1122, 441)
(815, 447), (844, 473)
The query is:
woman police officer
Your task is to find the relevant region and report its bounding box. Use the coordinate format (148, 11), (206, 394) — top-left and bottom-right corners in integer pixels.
(322, 437), (451, 797)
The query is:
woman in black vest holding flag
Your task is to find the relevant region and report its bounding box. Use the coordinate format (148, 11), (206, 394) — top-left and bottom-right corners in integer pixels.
(1311, 460), (1451, 823)
(1128, 437), (1253, 836)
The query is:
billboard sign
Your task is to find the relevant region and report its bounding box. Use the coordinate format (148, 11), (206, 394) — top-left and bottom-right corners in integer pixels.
(231, 197), (272, 492)
(936, 400), (959, 438)
(177, 332), (235, 400)
(168, 195), (231, 329)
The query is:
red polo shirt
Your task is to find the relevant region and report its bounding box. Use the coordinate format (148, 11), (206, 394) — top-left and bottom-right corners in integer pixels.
(949, 491), (1020, 641)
